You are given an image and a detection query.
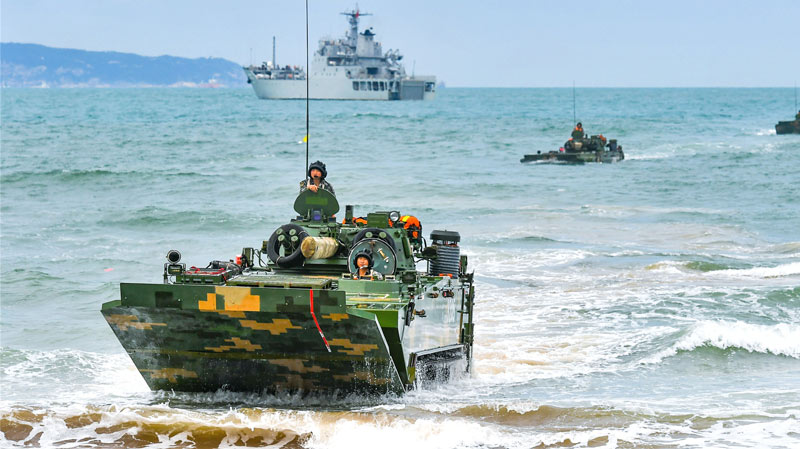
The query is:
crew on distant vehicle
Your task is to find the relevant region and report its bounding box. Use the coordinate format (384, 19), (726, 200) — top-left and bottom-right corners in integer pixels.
(300, 160), (335, 195)
(352, 251), (383, 280)
(571, 122), (585, 139)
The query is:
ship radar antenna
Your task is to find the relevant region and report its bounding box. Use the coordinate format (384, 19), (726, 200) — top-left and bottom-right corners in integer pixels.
(305, 0), (310, 182)
(342, 4), (371, 48)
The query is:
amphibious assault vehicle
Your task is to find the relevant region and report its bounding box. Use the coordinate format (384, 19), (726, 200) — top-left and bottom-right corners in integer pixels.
(775, 111), (800, 135)
(101, 189), (474, 395)
(521, 135), (625, 163)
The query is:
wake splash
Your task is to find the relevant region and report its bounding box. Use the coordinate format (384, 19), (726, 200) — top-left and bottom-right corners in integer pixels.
(643, 321), (800, 364)
(4, 401), (795, 449)
(0, 404), (309, 448)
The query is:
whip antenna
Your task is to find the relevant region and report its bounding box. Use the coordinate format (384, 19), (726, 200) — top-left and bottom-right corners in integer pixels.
(305, 0), (310, 181)
(572, 81), (576, 126)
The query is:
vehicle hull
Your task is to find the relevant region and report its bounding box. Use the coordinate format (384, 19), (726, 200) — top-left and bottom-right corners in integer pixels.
(521, 150), (624, 164)
(775, 120), (800, 134)
(244, 68), (435, 101)
(102, 304), (404, 394)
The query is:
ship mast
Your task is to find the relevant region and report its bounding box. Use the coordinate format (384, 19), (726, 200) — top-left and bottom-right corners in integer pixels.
(341, 6), (371, 49)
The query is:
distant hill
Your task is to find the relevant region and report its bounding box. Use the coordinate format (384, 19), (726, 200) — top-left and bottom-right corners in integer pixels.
(0, 43), (246, 88)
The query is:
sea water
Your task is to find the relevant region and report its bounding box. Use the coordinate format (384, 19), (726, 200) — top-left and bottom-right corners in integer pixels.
(1, 87), (799, 448)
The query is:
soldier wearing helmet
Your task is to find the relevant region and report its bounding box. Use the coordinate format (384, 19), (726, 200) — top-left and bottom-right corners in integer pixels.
(571, 122), (585, 140)
(352, 251), (383, 280)
(300, 160), (335, 195)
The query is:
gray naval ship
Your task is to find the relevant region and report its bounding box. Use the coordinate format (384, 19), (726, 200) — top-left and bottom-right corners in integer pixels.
(244, 7), (436, 101)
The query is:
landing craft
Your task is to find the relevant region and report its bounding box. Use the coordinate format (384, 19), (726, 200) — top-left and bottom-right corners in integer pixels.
(101, 190), (475, 395)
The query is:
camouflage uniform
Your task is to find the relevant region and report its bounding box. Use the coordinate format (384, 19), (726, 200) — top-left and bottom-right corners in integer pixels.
(299, 179), (335, 196)
(353, 269), (384, 280)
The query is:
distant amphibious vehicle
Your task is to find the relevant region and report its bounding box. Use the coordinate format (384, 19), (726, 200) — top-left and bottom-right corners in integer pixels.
(102, 189), (474, 395)
(775, 111), (800, 135)
(522, 125), (625, 163)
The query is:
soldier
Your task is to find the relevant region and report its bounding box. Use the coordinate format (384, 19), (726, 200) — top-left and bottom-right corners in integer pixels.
(300, 160), (335, 195)
(571, 122), (585, 140)
(352, 252), (383, 280)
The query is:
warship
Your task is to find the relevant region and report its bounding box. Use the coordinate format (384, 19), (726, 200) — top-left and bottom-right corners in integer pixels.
(775, 111), (800, 135)
(101, 188), (475, 395)
(521, 132), (625, 164)
(243, 7), (436, 100)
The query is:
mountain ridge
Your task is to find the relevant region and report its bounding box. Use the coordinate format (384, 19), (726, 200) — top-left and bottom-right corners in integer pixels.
(1, 42), (246, 88)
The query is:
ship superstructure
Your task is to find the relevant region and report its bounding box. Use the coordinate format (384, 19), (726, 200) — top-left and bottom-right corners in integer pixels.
(244, 8), (435, 100)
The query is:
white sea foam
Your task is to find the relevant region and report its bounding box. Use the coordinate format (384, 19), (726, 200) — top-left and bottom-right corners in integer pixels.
(0, 348), (148, 403)
(644, 260), (800, 280)
(625, 153), (673, 160)
(642, 321), (800, 364)
(711, 261), (800, 279)
(681, 416), (800, 449)
(469, 247), (594, 277)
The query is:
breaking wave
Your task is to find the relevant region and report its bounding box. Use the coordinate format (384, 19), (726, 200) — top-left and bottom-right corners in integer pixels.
(0, 405), (310, 448)
(645, 260), (800, 278)
(711, 262), (800, 279)
(3, 401), (797, 449)
(642, 321), (800, 363)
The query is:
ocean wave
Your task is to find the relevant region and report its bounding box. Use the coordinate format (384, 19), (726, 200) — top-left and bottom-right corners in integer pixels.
(710, 261), (800, 279)
(469, 248), (594, 280)
(0, 405), (309, 448)
(0, 348), (148, 402)
(642, 321), (800, 363)
(474, 229), (561, 245)
(645, 260), (800, 278)
(0, 168), (209, 184)
(94, 206), (269, 230)
(3, 400), (795, 449)
(768, 241), (800, 255)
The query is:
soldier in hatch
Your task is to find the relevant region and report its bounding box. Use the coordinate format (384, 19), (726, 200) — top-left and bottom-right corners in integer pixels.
(571, 122), (585, 139)
(352, 252), (383, 280)
(300, 160), (335, 195)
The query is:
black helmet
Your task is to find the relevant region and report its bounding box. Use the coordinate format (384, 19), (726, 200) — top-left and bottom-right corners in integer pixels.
(577, 122), (582, 127)
(353, 250), (373, 268)
(308, 160), (327, 179)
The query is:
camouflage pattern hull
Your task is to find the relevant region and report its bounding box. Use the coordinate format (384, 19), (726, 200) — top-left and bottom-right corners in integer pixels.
(102, 283), (406, 395)
(520, 150), (624, 164)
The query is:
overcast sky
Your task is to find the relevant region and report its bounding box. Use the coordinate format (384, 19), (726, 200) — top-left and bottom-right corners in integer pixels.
(2, 0), (798, 87)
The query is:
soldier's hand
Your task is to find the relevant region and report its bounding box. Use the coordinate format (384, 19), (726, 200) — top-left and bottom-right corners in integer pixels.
(309, 184), (318, 192)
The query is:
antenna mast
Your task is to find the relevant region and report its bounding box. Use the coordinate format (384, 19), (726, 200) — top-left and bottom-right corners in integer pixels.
(272, 36), (276, 68)
(305, 0), (309, 181)
(572, 81), (576, 125)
